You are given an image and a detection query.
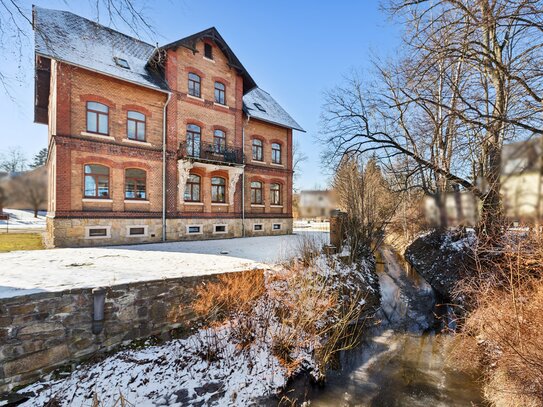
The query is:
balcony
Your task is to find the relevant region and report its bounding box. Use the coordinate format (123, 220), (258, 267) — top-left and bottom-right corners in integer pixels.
(178, 141), (244, 165)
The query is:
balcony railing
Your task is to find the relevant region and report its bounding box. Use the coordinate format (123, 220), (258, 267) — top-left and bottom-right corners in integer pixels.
(178, 141), (244, 165)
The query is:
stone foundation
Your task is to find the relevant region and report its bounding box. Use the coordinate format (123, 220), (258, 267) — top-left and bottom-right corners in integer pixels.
(45, 216), (293, 247)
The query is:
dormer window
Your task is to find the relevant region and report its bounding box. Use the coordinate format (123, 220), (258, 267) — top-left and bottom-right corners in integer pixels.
(254, 103), (266, 112)
(114, 57), (130, 69)
(204, 43), (213, 59)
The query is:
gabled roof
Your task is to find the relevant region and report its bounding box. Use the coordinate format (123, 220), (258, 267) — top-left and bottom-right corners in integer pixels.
(160, 27), (257, 93)
(243, 88), (305, 132)
(33, 6), (168, 92)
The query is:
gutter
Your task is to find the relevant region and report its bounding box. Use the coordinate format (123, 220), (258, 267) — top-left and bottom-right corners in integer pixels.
(162, 92), (172, 242)
(242, 114), (250, 237)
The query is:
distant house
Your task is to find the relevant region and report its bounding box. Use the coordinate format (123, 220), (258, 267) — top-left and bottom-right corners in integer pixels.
(32, 7), (304, 247)
(501, 136), (542, 223)
(297, 190), (336, 221)
(425, 136), (542, 226)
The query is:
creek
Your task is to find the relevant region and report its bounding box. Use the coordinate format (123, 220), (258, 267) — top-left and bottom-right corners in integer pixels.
(292, 248), (483, 406)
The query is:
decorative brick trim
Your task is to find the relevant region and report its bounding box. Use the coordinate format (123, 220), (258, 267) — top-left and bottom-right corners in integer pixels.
(184, 66), (206, 78)
(184, 119), (206, 129)
(244, 164), (293, 175)
(212, 76), (231, 87)
(79, 94), (116, 108)
(249, 175), (266, 184)
(213, 125), (229, 133)
(53, 212), (163, 219)
(121, 104), (153, 117)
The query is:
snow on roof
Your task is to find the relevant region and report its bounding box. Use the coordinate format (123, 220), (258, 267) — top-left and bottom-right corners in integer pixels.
(243, 88), (305, 132)
(33, 6), (168, 92)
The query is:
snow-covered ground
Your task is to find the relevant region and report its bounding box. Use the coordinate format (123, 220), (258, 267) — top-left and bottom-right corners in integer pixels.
(0, 209), (46, 231)
(0, 232), (328, 299)
(20, 326), (287, 406)
(17, 252), (376, 407)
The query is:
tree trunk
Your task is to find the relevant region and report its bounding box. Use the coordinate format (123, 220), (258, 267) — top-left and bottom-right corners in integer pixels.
(478, 140), (503, 241)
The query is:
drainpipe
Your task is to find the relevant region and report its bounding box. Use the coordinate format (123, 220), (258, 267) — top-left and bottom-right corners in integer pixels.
(162, 92), (172, 242)
(242, 115), (250, 237)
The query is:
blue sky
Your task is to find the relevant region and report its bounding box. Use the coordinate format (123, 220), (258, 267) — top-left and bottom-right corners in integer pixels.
(0, 0), (401, 189)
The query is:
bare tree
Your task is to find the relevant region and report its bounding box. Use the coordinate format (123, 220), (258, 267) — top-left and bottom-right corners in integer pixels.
(0, 147), (27, 173)
(292, 139), (308, 190)
(333, 155), (397, 261)
(10, 168), (47, 217)
(321, 0), (543, 243)
(0, 0), (156, 95)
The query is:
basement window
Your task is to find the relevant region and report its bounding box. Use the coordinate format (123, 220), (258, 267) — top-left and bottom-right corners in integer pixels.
(128, 226), (147, 236)
(187, 225), (202, 234)
(273, 224), (281, 230)
(114, 57), (130, 69)
(253, 224), (263, 232)
(213, 224), (228, 234)
(254, 103), (266, 112)
(85, 226), (111, 239)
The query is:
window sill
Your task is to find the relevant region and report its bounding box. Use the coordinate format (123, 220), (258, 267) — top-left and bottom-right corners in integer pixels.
(270, 205), (283, 208)
(187, 94), (204, 102)
(80, 131), (114, 140)
(251, 204), (265, 208)
(211, 203), (229, 206)
(203, 56), (215, 63)
(213, 102), (229, 109)
(184, 202), (204, 205)
(124, 200), (150, 204)
(122, 139), (152, 146)
(250, 160), (266, 164)
(270, 163), (284, 167)
(82, 198), (113, 203)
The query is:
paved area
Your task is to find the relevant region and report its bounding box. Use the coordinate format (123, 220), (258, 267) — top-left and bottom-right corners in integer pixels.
(0, 231), (328, 298)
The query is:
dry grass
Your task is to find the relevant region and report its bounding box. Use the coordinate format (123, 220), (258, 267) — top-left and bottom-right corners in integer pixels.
(454, 231), (543, 407)
(0, 233), (43, 252)
(191, 234), (371, 381)
(193, 270), (265, 321)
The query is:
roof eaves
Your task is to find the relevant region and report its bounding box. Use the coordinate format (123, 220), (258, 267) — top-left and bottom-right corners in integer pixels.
(245, 112), (306, 133)
(36, 51), (171, 94)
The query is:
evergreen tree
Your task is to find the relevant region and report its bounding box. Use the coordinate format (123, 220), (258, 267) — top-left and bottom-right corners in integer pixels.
(30, 148), (47, 168)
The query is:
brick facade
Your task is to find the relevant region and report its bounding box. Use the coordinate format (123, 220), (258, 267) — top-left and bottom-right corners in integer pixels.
(42, 27), (296, 247)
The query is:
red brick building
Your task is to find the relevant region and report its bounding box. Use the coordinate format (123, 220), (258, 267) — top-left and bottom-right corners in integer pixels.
(33, 7), (304, 247)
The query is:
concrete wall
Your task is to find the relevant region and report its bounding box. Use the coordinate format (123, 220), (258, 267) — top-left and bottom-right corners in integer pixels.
(0, 270), (257, 393)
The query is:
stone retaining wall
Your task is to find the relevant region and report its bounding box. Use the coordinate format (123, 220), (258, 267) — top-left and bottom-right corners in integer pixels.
(0, 270), (256, 393)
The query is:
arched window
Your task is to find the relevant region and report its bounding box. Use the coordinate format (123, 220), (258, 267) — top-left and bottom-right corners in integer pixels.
(127, 111), (146, 141)
(270, 183), (281, 205)
(86, 102), (109, 135)
(188, 73), (201, 97)
(252, 139), (263, 161)
(186, 124), (201, 157)
(213, 129), (226, 153)
(184, 174), (201, 202)
(211, 177), (226, 203)
(271, 143), (282, 164)
(84, 164), (109, 198)
(251, 181), (263, 204)
(214, 82), (225, 105)
(125, 168), (146, 200)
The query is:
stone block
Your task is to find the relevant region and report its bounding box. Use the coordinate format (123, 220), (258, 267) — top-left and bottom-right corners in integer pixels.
(3, 344), (70, 376)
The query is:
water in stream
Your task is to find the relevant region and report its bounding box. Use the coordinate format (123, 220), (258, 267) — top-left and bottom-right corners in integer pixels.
(297, 248), (484, 406)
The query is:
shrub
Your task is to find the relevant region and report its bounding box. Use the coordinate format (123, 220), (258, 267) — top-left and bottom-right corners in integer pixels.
(455, 231), (543, 407)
